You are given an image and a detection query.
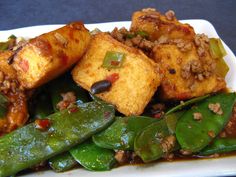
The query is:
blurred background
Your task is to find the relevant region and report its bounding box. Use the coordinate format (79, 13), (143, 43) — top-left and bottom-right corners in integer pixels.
(0, 0), (235, 53)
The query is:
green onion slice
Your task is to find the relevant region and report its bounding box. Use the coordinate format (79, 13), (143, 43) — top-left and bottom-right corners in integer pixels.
(209, 38), (227, 59)
(102, 51), (125, 69)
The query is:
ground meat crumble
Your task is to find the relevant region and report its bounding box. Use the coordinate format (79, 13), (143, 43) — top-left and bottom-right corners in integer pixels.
(0, 70), (23, 94)
(181, 59), (215, 82)
(193, 112), (203, 121)
(56, 91), (76, 111)
(160, 135), (176, 153)
(194, 34), (209, 57)
(208, 130), (216, 138)
(208, 103), (223, 115)
(114, 150), (141, 165)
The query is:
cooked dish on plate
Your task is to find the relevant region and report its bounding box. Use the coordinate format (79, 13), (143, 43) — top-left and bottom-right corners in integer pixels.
(0, 8), (235, 177)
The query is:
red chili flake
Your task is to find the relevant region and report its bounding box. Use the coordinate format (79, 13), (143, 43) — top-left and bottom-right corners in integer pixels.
(110, 60), (120, 66)
(19, 59), (29, 72)
(106, 73), (119, 83)
(35, 119), (51, 130)
(181, 26), (191, 35)
(104, 111), (111, 119)
(175, 92), (190, 100)
(68, 107), (79, 113)
(57, 50), (68, 65)
(153, 113), (162, 119)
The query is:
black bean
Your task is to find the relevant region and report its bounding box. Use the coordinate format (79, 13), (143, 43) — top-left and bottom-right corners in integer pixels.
(90, 80), (111, 94)
(168, 68), (176, 74)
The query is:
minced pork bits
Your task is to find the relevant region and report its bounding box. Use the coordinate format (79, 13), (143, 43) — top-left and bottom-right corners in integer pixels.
(193, 112), (203, 121)
(208, 102), (223, 115)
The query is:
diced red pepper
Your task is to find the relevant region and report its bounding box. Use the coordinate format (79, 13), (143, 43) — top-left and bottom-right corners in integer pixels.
(19, 59), (29, 72)
(153, 113), (162, 119)
(35, 119), (51, 130)
(68, 107), (79, 113)
(106, 73), (119, 83)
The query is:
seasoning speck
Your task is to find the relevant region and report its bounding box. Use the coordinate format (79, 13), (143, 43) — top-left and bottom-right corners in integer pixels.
(168, 68), (176, 74)
(193, 112), (203, 121)
(208, 103), (223, 115)
(208, 130), (215, 138)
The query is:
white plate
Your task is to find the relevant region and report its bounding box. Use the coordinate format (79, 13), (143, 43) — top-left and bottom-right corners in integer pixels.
(1, 20), (236, 177)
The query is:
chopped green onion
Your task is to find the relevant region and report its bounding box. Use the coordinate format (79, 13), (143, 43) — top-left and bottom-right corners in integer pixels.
(0, 34), (17, 51)
(102, 51), (125, 69)
(209, 38), (227, 59)
(215, 57), (229, 78)
(8, 35), (16, 40)
(136, 31), (149, 38)
(126, 33), (136, 39)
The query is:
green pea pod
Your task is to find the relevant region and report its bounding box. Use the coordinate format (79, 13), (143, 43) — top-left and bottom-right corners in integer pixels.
(0, 101), (115, 177)
(134, 119), (173, 163)
(0, 93), (9, 118)
(49, 152), (77, 172)
(49, 74), (90, 112)
(166, 94), (210, 115)
(176, 93), (236, 153)
(70, 140), (116, 171)
(165, 111), (185, 134)
(93, 116), (157, 150)
(200, 138), (236, 156)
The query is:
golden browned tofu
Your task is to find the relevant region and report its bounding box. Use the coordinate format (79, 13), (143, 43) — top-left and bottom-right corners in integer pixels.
(130, 8), (195, 41)
(152, 44), (226, 100)
(0, 51), (28, 135)
(13, 22), (91, 89)
(0, 51), (17, 79)
(72, 33), (161, 116)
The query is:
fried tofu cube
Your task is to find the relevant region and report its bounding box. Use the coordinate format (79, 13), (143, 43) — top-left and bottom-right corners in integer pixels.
(0, 51), (17, 79)
(152, 44), (226, 100)
(72, 33), (161, 116)
(130, 8), (195, 41)
(13, 22), (91, 89)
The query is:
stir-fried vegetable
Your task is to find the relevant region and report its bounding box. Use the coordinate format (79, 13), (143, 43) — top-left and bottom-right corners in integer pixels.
(166, 94), (210, 115)
(209, 38), (227, 59)
(70, 140), (116, 171)
(176, 93), (236, 153)
(93, 116), (157, 150)
(0, 35), (16, 51)
(200, 138), (236, 156)
(102, 51), (125, 69)
(0, 101), (115, 177)
(215, 57), (229, 78)
(48, 74), (90, 112)
(134, 119), (173, 162)
(49, 152), (77, 172)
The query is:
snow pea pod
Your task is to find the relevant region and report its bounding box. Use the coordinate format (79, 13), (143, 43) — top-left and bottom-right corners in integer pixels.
(176, 93), (236, 153)
(200, 138), (236, 156)
(166, 94), (209, 115)
(49, 152), (77, 172)
(70, 140), (116, 171)
(165, 111), (185, 134)
(0, 101), (115, 177)
(134, 119), (174, 162)
(49, 74), (90, 112)
(92, 116), (157, 150)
